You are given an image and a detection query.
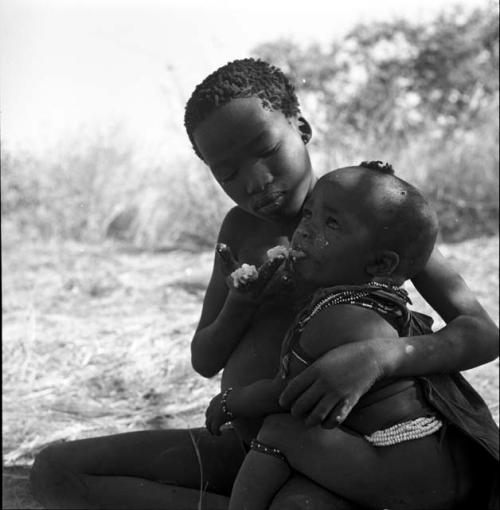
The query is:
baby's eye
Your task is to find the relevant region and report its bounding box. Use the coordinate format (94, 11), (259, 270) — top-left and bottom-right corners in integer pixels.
(302, 208), (312, 219)
(326, 216), (339, 229)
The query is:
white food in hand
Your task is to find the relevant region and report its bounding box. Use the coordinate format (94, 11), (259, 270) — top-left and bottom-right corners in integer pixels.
(230, 264), (258, 288)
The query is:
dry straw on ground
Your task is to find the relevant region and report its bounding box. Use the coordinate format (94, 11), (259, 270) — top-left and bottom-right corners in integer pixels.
(2, 236), (499, 509)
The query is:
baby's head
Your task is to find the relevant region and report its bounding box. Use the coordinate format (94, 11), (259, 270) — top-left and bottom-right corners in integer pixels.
(184, 58), (314, 220)
(291, 162), (438, 288)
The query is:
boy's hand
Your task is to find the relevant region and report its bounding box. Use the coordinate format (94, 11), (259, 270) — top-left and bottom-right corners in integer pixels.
(216, 243), (292, 303)
(205, 393), (230, 436)
(279, 340), (384, 428)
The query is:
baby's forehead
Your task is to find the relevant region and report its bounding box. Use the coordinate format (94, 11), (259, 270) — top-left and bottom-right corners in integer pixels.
(313, 168), (400, 215)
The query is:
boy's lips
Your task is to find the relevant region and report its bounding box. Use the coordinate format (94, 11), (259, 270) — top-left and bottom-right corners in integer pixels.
(252, 192), (285, 214)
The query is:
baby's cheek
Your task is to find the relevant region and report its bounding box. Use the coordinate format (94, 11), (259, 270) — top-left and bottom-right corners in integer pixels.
(313, 234), (330, 251)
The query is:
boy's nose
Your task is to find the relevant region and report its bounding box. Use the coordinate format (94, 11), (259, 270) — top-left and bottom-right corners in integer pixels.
(244, 165), (273, 194)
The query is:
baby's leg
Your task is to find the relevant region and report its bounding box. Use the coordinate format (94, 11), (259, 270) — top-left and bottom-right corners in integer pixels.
(229, 416), (365, 510)
(259, 414), (468, 510)
(30, 426), (246, 509)
(229, 438), (291, 510)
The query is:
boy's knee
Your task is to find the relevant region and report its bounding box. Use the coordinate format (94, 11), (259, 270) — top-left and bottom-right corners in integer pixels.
(30, 443), (84, 505)
(270, 492), (315, 510)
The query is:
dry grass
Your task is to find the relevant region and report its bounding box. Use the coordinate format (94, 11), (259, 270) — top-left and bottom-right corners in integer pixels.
(2, 235), (498, 509)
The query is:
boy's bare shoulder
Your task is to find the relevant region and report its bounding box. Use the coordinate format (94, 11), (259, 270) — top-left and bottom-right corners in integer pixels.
(218, 206), (269, 245)
(299, 304), (398, 359)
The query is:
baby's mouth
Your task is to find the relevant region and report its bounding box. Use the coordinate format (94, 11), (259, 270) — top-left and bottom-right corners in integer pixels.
(289, 247), (307, 261)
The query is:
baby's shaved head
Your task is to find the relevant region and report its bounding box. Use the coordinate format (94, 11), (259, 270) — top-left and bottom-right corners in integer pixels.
(323, 163), (439, 280)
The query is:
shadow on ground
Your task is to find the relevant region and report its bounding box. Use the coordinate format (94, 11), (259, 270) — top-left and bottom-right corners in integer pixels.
(3, 465), (42, 510)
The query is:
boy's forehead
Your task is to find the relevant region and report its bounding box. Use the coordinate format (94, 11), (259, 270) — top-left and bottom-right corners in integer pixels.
(193, 97), (289, 162)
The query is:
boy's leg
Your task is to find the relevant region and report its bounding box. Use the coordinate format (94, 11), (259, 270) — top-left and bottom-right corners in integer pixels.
(271, 474), (364, 510)
(259, 414), (463, 510)
(30, 426), (246, 509)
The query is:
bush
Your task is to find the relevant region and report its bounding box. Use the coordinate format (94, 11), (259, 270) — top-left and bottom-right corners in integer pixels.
(1, 130), (232, 249)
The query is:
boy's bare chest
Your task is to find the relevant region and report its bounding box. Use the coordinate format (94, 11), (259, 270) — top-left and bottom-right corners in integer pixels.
(236, 230), (291, 266)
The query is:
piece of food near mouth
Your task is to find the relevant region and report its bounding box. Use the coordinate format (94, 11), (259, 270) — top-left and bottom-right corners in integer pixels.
(230, 245), (290, 288)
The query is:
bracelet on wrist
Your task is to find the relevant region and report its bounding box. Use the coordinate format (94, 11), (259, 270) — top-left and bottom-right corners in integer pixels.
(221, 387), (234, 421)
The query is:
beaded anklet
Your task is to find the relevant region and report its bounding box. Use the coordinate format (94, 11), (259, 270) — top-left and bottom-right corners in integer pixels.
(250, 439), (289, 464)
(364, 416), (443, 446)
(221, 387), (234, 421)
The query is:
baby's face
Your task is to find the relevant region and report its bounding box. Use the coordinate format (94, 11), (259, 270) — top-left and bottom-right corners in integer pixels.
(290, 169), (378, 287)
(192, 97), (314, 221)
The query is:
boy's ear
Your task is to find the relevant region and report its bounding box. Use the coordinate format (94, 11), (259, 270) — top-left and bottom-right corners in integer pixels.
(365, 250), (400, 277)
(297, 116), (312, 144)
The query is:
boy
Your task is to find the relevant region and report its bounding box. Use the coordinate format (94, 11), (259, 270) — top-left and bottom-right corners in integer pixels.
(30, 58), (498, 510)
(205, 163), (499, 509)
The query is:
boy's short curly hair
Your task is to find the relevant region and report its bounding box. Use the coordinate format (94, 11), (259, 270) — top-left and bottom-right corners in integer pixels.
(184, 58), (301, 159)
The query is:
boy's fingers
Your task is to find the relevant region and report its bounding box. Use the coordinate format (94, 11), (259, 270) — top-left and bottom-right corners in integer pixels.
(321, 399), (352, 429)
(304, 395), (338, 428)
(215, 243), (239, 275)
(258, 256), (285, 284)
(279, 370), (315, 408)
(288, 381), (323, 419)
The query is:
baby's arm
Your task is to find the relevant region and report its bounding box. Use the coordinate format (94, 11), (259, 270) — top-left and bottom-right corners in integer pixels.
(205, 375), (286, 435)
(280, 248), (499, 427)
(206, 305), (391, 434)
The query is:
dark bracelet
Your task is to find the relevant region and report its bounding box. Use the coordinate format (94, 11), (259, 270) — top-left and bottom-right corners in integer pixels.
(221, 387), (234, 420)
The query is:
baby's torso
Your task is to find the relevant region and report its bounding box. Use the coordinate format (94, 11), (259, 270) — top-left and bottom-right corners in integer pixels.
(282, 284), (437, 435)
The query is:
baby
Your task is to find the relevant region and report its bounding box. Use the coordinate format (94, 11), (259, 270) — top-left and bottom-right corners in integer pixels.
(206, 161), (498, 510)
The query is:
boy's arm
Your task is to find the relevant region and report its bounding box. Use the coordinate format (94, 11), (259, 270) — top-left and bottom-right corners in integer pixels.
(280, 247), (499, 427)
(191, 208), (257, 377)
(191, 208), (285, 378)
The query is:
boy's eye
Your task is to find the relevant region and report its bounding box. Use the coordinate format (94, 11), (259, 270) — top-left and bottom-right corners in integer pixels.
(217, 170), (236, 183)
(326, 216), (339, 229)
(302, 208), (312, 219)
(258, 144), (279, 158)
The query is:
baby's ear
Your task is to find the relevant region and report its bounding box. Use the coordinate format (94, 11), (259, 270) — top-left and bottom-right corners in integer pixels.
(295, 116), (312, 144)
(365, 250), (400, 277)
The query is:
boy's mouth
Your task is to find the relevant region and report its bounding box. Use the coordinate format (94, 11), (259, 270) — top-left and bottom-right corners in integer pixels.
(252, 192), (285, 214)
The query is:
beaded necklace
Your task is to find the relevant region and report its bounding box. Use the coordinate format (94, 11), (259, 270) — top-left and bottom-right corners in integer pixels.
(296, 281), (409, 333)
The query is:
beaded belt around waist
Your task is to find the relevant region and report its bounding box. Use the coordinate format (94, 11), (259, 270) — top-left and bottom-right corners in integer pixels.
(364, 416), (443, 446)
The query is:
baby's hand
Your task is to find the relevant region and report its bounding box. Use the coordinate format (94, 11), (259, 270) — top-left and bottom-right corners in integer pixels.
(216, 243), (290, 303)
(205, 393), (230, 436)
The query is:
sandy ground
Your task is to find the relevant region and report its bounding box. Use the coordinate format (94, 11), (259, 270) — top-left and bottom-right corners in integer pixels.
(2, 236), (498, 509)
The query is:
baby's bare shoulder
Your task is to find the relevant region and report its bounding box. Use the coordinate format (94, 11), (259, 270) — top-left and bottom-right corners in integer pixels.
(299, 305), (398, 359)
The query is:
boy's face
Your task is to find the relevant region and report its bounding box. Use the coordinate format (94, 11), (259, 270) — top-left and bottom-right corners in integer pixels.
(290, 169), (379, 287)
(192, 97), (314, 221)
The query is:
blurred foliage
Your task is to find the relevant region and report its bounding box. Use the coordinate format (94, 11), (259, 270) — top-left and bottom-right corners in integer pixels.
(1, 4), (498, 247)
(253, 5), (498, 150)
(253, 5), (499, 241)
(1, 130), (231, 249)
